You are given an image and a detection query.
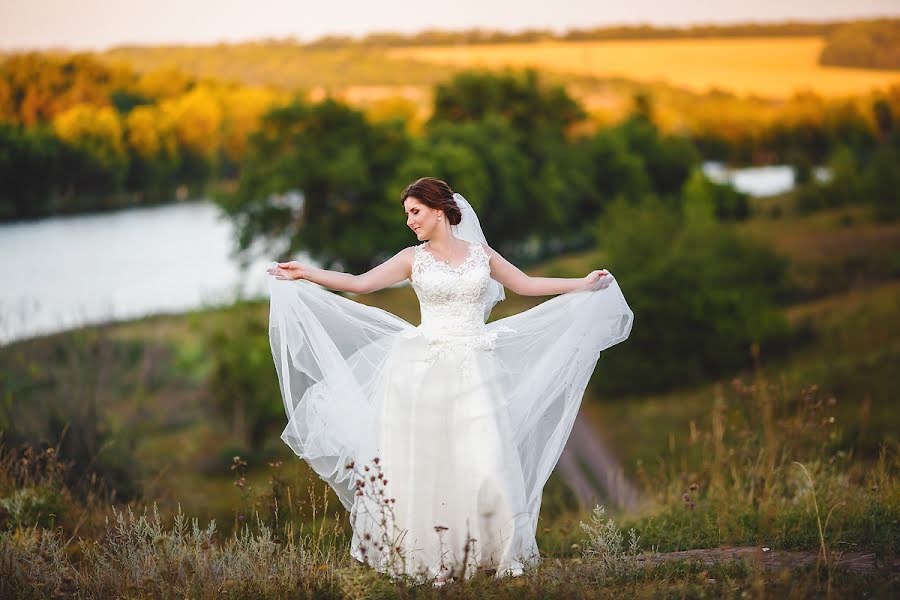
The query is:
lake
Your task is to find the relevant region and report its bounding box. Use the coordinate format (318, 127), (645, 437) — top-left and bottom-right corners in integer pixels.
(0, 201), (285, 345)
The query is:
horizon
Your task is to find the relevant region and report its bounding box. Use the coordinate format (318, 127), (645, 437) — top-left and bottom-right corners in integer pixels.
(1, 1), (899, 53)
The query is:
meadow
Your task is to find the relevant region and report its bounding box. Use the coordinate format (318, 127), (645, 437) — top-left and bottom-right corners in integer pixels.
(1, 192), (898, 597)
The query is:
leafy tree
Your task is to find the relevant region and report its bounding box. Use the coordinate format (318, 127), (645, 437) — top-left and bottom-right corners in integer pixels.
(569, 129), (653, 210)
(862, 138), (900, 221)
(426, 69), (587, 250)
(394, 114), (533, 251)
(595, 197), (790, 394)
(219, 97), (412, 272)
(0, 123), (61, 218)
(0, 52), (132, 125)
(610, 113), (701, 199)
(52, 103), (129, 193)
(124, 105), (182, 196)
(682, 167), (750, 222)
(795, 145), (861, 213)
(430, 68), (585, 152)
(681, 169), (718, 229)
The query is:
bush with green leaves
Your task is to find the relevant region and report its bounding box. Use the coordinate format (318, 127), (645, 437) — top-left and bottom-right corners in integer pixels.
(202, 302), (283, 449)
(595, 197), (791, 395)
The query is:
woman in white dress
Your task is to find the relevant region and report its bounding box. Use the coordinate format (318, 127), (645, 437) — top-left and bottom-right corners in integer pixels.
(266, 177), (633, 585)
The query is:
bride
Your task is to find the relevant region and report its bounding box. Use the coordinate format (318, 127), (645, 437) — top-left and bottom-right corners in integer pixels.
(266, 177), (633, 585)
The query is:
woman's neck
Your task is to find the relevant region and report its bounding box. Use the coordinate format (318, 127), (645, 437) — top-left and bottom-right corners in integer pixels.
(426, 231), (460, 255)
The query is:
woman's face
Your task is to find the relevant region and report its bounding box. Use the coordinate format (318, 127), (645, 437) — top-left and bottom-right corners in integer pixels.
(403, 197), (442, 241)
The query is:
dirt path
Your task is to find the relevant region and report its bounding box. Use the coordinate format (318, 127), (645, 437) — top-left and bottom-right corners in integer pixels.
(558, 410), (641, 511)
(644, 546), (899, 575)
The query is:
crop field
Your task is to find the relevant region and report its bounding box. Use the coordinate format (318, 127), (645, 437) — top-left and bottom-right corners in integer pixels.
(389, 36), (900, 98)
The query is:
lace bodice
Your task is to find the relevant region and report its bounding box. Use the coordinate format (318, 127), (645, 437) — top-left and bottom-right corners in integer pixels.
(404, 240), (515, 379)
(410, 241), (493, 333)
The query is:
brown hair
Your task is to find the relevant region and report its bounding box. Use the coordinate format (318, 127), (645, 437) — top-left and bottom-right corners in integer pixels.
(400, 177), (462, 226)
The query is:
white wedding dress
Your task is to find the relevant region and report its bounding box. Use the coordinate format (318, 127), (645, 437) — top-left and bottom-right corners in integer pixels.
(267, 240), (633, 583)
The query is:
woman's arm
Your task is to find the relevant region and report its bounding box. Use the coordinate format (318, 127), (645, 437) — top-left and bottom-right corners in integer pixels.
(268, 247), (414, 294)
(482, 243), (610, 296)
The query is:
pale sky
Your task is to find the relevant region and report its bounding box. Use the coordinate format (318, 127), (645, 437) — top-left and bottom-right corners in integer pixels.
(1, 0), (899, 51)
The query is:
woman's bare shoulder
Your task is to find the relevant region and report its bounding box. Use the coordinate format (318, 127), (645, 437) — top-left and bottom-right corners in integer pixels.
(398, 245), (417, 265)
(477, 242), (498, 262)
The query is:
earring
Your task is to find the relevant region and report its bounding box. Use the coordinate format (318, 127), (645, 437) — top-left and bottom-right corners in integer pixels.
(438, 215), (442, 221)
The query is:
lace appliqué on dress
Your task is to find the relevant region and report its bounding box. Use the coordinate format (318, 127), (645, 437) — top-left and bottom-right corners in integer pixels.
(406, 241), (516, 383)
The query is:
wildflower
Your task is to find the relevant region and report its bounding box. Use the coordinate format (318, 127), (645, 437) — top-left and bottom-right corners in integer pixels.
(344, 460), (355, 470)
(373, 457), (381, 465)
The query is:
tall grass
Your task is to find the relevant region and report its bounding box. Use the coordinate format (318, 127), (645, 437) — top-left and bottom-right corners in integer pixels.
(625, 369), (900, 558)
(1, 372), (897, 597)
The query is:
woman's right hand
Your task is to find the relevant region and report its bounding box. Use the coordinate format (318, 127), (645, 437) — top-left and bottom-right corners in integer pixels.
(267, 261), (308, 280)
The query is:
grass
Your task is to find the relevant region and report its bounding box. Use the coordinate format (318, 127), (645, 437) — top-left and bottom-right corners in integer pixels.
(1, 370), (896, 597)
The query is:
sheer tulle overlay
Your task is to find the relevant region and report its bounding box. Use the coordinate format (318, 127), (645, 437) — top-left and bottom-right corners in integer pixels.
(267, 241), (633, 582)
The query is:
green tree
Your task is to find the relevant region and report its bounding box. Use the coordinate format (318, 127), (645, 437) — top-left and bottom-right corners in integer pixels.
(611, 113), (701, 199)
(394, 114), (533, 251)
(426, 69), (588, 252)
(681, 169), (717, 229)
(596, 197), (790, 394)
(219, 97), (412, 271)
(863, 140), (900, 221)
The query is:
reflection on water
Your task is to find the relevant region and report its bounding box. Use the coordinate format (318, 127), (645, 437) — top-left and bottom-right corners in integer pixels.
(0, 201), (293, 345)
(0, 164), (822, 345)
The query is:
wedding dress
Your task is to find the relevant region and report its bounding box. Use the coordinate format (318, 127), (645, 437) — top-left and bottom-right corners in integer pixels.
(267, 239), (633, 583)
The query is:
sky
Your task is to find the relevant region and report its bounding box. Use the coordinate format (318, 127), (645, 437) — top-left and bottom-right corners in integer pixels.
(1, 0), (899, 51)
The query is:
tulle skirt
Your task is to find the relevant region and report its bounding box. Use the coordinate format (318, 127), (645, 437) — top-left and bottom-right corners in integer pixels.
(267, 276), (633, 582)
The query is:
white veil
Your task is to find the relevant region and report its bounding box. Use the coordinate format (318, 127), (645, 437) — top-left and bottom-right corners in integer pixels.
(450, 192), (505, 318)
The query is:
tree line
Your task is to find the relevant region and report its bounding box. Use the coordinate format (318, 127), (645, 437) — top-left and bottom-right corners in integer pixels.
(0, 53), (285, 219)
(819, 19), (900, 70)
(2, 50), (899, 222)
(305, 19), (891, 48)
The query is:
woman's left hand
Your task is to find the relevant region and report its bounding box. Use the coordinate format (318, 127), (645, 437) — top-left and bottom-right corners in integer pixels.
(582, 269), (613, 291)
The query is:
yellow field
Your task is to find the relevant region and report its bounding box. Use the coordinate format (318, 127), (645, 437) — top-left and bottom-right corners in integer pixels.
(389, 37), (900, 99)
